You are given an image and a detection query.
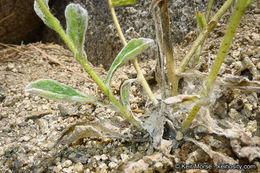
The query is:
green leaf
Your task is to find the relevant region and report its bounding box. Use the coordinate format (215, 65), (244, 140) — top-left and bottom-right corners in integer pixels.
(196, 11), (206, 31)
(120, 79), (136, 111)
(34, 0), (52, 28)
(65, 3), (88, 62)
(105, 38), (154, 86)
(112, 0), (138, 6)
(25, 79), (103, 105)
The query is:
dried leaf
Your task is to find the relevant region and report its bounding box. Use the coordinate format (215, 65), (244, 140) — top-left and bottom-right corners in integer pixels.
(142, 111), (165, 149)
(196, 108), (260, 146)
(163, 95), (200, 105)
(177, 71), (260, 92)
(222, 76), (260, 92)
(52, 120), (123, 148)
(231, 139), (260, 162)
(186, 138), (238, 166)
(196, 107), (260, 163)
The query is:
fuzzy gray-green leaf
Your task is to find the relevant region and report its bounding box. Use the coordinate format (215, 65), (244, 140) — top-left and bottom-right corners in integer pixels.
(65, 3), (88, 62)
(34, 0), (52, 28)
(120, 79), (136, 111)
(105, 38), (154, 86)
(25, 79), (102, 104)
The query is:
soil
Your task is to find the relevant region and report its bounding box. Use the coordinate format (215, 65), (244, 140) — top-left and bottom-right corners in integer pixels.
(0, 1), (259, 173)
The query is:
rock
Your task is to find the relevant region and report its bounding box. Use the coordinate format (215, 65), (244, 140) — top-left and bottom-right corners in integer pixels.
(229, 108), (240, 119)
(62, 160), (72, 168)
(108, 161), (117, 169)
(73, 162), (84, 173)
(7, 63), (15, 71)
(53, 164), (63, 173)
(0, 0), (42, 44)
(242, 103), (253, 118)
(42, 0), (227, 69)
(3, 96), (17, 107)
(120, 153), (129, 162)
(154, 162), (163, 171)
(176, 131), (183, 141)
(19, 135), (31, 142)
(101, 154), (108, 161)
(63, 166), (74, 173)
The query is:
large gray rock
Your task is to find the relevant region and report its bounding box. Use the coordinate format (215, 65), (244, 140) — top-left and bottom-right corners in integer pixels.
(43, 0), (224, 69)
(0, 0), (42, 44)
(1, 0), (226, 68)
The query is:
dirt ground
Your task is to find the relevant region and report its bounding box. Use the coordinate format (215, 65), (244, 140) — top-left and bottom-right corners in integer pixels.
(0, 1), (259, 173)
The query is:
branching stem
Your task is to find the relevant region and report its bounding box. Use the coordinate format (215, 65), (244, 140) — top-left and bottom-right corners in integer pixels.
(36, 0), (141, 128)
(181, 0), (253, 131)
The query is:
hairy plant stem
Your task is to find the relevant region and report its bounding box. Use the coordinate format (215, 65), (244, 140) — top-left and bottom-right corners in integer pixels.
(181, 0), (253, 131)
(35, 0), (75, 54)
(36, 0), (141, 128)
(107, 0), (158, 105)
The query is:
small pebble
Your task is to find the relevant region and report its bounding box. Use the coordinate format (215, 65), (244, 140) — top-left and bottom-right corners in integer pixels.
(232, 61), (242, 70)
(7, 63), (15, 71)
(101, 154), (108, 161)
(94, 155), (101, 161)
(53, 164), (62, 173)
(63, 166), (74, 173)
(154, 162), (163, 170)
(73, 162), (84, 173)
(108, 161), (117, 169)
(229, 108), (239, 119)
(176, 131), (183, 141)
(62, 160), (72, 168)
(84, 168), (90, 173)
(246, 120), (257, 133)
(120, 153), (129, 162)
(20, 135), (31, 142)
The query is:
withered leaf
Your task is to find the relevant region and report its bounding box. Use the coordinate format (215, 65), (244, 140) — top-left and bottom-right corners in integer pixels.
(163, 94), (200, 105)
(231, 139), (260, 162)
(186, 138), (238, 166)
(51, 120), (123, 148)
(222, 75), (260, 92)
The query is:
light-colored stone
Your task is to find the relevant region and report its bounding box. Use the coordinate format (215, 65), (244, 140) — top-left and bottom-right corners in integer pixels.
(176, 131), (183, 141)
(154, 162), (163, 169)
(108, 162), (117, 169)
(101, 154), (108, 161)
(73, 162), (84, 173)
(120, 153), (129, 162)
(62, 160), (72, 168)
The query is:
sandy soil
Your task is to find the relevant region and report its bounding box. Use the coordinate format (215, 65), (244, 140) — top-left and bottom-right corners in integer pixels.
(0, 1), (259, 173)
